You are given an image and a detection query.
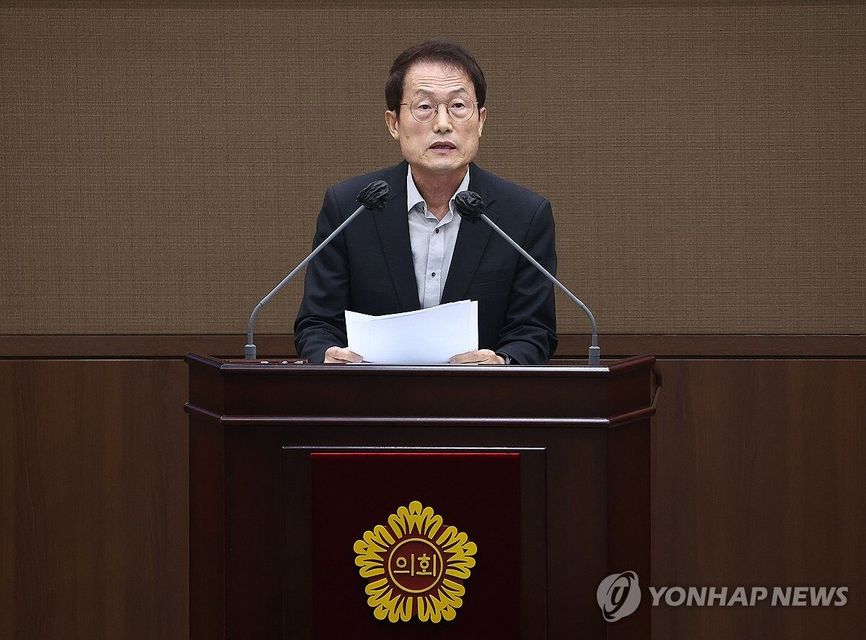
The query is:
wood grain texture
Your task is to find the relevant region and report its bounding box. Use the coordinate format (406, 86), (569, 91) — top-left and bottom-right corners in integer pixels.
(0, 365), (14, 640)
(186, 356), (654, 639)
(2, 333), (865, 358)
(4, 355), (866, 638)
(651, 359), (866, 639)
(0, 360), (189, 640)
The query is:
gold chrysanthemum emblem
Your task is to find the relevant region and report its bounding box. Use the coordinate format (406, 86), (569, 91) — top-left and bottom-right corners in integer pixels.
(353, 500), (477, 623)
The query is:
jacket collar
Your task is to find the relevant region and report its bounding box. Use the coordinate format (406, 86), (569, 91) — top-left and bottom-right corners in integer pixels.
(372, 161), (500, 310)
(372, 162), (419, 311)
(441, 163), (498, 303)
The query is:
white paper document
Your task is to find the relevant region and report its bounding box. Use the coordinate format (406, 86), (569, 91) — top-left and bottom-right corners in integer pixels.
(345, 300), (478, 364)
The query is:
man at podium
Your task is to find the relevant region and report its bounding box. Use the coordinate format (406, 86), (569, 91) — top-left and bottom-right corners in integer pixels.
(294, 39), (558, 365)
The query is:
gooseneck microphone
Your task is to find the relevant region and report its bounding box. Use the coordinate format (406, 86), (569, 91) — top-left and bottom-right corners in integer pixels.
(244, 180), (391, 360)
(454, 190), (601, 365)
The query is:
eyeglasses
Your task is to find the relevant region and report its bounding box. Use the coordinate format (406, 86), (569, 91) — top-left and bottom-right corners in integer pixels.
(399, 97), (478, 123)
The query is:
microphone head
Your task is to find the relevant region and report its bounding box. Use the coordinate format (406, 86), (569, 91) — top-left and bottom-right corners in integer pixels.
(356, 180), (391, 211)
(454, 190), (485, 223)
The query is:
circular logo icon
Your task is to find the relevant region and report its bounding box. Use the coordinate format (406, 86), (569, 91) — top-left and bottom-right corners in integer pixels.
(354, 501), (477, 623)
(597, 571), (641, 621)
(387, 537), (444, 594)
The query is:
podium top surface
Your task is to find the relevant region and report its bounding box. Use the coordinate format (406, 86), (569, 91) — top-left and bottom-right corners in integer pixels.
(185, 354), (657, 426)
(185, 353), (654, 378)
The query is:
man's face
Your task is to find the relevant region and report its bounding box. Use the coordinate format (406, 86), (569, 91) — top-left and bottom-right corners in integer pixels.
(385, 60), (487, 179)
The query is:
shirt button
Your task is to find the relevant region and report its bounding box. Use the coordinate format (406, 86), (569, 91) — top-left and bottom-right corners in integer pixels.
(435, 229), (440, 234)
(431, 272), (436, 277)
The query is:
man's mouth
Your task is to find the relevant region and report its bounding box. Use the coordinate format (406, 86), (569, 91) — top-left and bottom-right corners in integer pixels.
(429, 141), (456, 150)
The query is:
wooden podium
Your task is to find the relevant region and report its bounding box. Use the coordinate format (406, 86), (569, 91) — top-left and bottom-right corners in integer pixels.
(186, 354), (657, 639)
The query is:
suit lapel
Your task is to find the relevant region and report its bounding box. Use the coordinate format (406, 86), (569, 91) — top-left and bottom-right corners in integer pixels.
(374, 162), (421, 311)
(441, 164), (498, 303)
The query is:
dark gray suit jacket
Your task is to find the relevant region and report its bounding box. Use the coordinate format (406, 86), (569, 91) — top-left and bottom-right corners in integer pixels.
(294, 161), (558, 364)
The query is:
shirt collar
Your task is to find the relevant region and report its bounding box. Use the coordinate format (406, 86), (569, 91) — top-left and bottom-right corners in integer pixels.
(406, 165), (471, 215)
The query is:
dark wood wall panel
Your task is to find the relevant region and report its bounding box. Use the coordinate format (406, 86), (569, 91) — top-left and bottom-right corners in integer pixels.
(2, 334), (865, 359)
(3, 355), (865, 638)
(652, 359), (866, 639)
(0, 360), (189, 640)
(0, 367), (14, 640)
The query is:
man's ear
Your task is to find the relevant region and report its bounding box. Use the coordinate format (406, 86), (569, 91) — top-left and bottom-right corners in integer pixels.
(478, 106), (487, 136)
(385, 110), (400, 140)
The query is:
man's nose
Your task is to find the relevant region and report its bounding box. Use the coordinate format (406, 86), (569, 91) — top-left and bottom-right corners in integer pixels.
(432, 104), (453, 133)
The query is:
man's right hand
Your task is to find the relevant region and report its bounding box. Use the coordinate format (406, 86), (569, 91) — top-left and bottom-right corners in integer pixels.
(324, 346), (363, 363)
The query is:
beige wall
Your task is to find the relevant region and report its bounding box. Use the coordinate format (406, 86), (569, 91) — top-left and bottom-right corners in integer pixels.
(2, 1), (864, 335)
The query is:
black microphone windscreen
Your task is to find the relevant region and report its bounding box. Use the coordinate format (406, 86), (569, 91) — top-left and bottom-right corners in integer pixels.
(454, 190), (485, 223)
(356, 180), (391, 211)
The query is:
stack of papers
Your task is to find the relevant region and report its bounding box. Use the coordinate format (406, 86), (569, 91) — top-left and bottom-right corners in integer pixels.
(345, 300), (478, 364)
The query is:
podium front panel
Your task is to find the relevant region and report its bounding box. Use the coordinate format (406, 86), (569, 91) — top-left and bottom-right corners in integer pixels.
(187, 355), (654, 640)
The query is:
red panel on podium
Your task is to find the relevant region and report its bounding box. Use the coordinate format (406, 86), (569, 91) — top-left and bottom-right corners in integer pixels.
(310, 452), (520, 639)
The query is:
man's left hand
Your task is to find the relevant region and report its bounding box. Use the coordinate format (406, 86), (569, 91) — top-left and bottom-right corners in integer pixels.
(449, 349), (505, 365)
